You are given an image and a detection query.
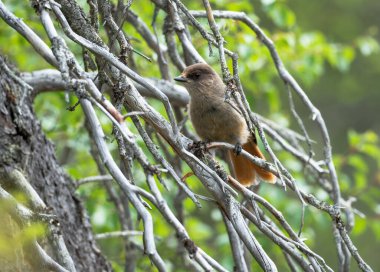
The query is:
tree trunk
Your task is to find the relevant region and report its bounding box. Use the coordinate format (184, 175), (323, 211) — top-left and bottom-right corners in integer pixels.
(0, 56), (112, 271)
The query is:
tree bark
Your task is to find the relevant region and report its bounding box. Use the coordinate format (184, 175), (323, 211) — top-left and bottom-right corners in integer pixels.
(0, 56), (112, 271)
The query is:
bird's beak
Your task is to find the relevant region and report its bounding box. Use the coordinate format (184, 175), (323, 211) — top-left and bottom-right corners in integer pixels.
(174, 75), (188, 83)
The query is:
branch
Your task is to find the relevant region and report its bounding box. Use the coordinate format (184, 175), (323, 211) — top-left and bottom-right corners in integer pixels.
(0, 185), (71, 272)
(0, 1), (57, 66)
(50, 3), (179, 135)
(0, 168), (76, 272)
(0, 1), (373, 271)
(21, 69), (190, 105)
(95, 231), (144, 240)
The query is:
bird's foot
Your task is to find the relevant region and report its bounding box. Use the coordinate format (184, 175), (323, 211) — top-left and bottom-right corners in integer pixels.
(234, 143), (242, 155)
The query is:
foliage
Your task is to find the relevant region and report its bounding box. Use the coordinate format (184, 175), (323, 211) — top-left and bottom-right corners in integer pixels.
(1, 0), (379, 271)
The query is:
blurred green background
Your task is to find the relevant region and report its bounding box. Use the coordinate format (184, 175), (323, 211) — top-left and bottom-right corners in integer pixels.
(1, 0), (379, 271)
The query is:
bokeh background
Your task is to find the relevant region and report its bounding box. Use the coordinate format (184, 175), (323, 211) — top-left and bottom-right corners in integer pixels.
(1, 0), (379, 270)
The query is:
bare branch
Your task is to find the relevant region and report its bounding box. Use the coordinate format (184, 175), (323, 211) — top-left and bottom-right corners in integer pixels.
(0, 1), (57, 66)
(0, 168), (76, 272)
(0, 1), (373, 271)
(95, 231), (144, 240)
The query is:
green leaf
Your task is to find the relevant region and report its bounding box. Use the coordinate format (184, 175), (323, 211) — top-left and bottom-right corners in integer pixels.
(348, 155), (368, 173)
(356, 36), (380, 56)
(336, 46), (355, 72)
(352, 216), (366, 236)
(267, 4), (296, 29)
(348, 130), (361, 147)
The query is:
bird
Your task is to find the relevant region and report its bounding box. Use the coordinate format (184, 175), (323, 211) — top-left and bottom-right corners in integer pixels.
(174, 63), (276, 186)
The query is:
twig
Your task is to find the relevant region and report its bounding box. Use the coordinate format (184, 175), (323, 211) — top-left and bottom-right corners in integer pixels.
(95, 231), (143, 240)
(0, 169), (76, 271)
(76, 175), (113, 187)
(81, 99), (166, 269)
(50, 2), (179, 136)
(0, 1), (374, 271)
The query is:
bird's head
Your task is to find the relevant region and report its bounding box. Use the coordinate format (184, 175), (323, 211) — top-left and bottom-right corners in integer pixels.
(174, 63), (223, 95)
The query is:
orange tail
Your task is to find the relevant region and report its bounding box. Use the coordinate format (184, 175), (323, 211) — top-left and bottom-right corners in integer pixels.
(228, 140), (276, 186)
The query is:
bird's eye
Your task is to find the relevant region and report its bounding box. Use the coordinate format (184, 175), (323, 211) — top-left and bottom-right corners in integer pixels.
(188, 73), (200, 80)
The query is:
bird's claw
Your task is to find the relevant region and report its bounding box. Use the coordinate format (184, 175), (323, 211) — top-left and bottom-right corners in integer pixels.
(234, 143), (242, 155)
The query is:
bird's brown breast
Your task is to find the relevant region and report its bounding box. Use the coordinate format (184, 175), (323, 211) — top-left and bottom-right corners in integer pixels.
(189, 95), (249, 145)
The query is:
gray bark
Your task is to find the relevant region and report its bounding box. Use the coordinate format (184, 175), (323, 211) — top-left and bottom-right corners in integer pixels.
(0, 56), (112, 271)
